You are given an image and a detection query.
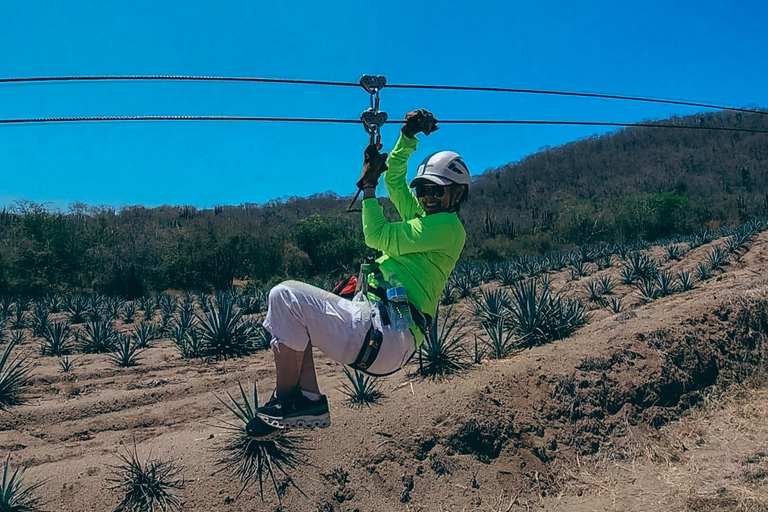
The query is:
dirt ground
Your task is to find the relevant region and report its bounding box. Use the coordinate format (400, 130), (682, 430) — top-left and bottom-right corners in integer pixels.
(4, 231), (768, 511)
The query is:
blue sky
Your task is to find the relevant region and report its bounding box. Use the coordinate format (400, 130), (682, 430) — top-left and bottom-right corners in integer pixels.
(1, 0), (766, 210)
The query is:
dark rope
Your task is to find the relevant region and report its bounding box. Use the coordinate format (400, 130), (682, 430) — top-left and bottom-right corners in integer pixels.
(2, 115), (768, 134)
(0, 75), (359, 88)
(1, 74), (764, 116)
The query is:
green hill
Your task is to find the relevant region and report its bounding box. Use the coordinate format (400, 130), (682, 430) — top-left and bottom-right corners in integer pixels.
(1, 110), (767, 295)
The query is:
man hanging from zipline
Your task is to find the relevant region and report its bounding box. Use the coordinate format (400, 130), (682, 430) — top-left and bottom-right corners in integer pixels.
(251, 109), (470, 434)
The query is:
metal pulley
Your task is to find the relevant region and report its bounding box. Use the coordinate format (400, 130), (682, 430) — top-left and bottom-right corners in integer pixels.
(347, 74), (388, 212)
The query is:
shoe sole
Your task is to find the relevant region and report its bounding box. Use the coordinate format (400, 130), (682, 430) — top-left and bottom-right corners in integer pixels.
(257, 412), (331, 430)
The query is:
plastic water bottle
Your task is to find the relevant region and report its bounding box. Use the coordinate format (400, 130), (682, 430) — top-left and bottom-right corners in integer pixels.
(386, 274), (413, 332)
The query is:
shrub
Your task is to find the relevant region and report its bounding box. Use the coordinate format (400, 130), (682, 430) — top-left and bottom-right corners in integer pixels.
(41, 322), (73, 357)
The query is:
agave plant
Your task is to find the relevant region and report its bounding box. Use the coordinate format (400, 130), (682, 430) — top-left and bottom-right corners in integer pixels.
(678, 270), (697, 292)
(40, 322), (73, 357)
(569, 258), (588, 281)
(471, 334), (487, 365)
(473, 289), (509, 328)
(80, 318), (118, 353)
(666, 244), (683, 261)
(67, 296), (89, 324)
(482, 317), (517, 359)
(133, 322), (157, 349)
(606, 297), (623, 314)
(107, 444), (184, 512)
(440, 280), (459, 306)
(598, 276), (615, 295)
(417, 310), (469, 378)
(0, 339), (31, 411)
(341, 367), (384, 407)
(109, 334), (144, 368)
(242, 321), (272, 351)
(619, 265), (636, 285)
(505, 278), (552, 345)
(696, 262), (712, 281)
(122, 301), (137, 324)
(584, 281), (604, 304)
(10, 305), (26, 331)
(0, 455), (45, 512)
(636, 279), (659, 302)
(655, 271), (678, 297)
(104, 296), (124, 321)
(14, 297), (31, 314)
(197, 299), (254, 361)
(496, 263), (520, 287)
(0, 296), (14, 318)
(546, 297), (591, 340)
(622, 252), (659, 283)
(173, 329), (205, 360)
(214, 381), (307, 500)
(707, 245), (731, 271)
(58, 356), (75, 374)
(453, 274), (475, 299)
(43, 293), (63, 314)
(595, 253), (613, 271)
(31, 302), (50, 338)
(197, 293), (212, 313)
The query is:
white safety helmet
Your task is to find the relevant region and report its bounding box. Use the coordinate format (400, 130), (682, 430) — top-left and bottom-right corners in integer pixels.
(410, 151), (471, 196)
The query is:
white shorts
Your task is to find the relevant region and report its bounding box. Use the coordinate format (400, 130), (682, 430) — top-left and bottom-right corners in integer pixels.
(263, 280), (416, 376)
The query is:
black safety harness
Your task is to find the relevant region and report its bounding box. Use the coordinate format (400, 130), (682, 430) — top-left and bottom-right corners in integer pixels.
(336, 267), (432, 377)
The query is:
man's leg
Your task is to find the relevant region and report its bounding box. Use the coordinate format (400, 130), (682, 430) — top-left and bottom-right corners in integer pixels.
(298, 343), (320, 395)
(273, 343), (304, 399)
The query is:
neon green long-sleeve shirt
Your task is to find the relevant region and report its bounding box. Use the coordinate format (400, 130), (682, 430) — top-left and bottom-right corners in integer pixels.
(362, 132), (466, 319)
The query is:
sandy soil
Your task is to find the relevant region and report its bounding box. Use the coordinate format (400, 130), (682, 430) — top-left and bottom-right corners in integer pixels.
(4, 231), (768, 511)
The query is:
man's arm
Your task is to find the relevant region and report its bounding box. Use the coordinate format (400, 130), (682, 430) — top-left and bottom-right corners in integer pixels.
(384, 132), (424, 221)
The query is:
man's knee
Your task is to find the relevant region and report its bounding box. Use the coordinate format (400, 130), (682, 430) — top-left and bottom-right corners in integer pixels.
(268, 280), (301, 307)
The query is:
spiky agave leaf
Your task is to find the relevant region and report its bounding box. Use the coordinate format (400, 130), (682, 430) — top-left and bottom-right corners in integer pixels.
(417, 310), (469, 378)
(132, 322), (157, 349)
(122, 301), (137, 324)
(482, 316), (518, 359)
(80, 318), (117, 353)
(108, 334), (144, 368)
(107, 443), (184, 512)
(505, 278), (551, 346)
(0, 339), (31, 411)
(607, 297), (624, 314)
(197, 300), (254, 361)
(0, 454), (45, 512)
(598, 276), (615, 295)
(341, 367), (384, 407)
(213, 381), (308, 501)
(656, 270), (678, 297)
(472, 289), (509, 328)
(40, 322), (73, 357)
(678, 270), (697, 291)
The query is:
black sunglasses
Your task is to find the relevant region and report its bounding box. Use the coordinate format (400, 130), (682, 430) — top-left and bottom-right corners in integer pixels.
(415, 184), (446, 198)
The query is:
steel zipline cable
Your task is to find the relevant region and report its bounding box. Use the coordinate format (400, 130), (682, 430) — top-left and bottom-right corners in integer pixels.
(1, 74), (766, 116)
(2, 115), (768, 134)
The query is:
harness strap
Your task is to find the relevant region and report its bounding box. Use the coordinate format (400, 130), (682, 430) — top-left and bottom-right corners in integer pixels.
(349, 324), (383, 372)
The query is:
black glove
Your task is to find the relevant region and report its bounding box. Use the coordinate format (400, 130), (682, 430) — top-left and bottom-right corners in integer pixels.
(357, 144), (389, 190)
(402, 109), (439, 138)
